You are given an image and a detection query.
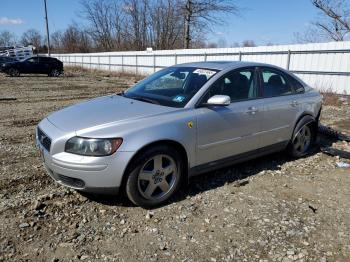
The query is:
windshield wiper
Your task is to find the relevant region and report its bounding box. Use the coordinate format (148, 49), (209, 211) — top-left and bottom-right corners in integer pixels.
(128, 96), (160, 105)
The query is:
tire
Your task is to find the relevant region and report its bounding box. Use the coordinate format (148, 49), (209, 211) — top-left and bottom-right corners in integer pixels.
(125, 145), (183, 208)
(287, 122), (315, 158)
(8, 68), (20, 77)
(48, 68), (61, 77)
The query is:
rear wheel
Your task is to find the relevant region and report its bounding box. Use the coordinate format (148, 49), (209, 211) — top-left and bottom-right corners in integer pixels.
(48, 68), (61, 77)
(8, 68), (20, 77)
(125, 145), (183, 208)
(288, 123), (314, 158)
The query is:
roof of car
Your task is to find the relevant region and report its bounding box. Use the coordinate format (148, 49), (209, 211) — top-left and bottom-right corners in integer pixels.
(172, 61), (278, 71)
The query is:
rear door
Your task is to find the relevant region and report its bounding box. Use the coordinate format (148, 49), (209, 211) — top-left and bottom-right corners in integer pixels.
(22, 57), (41, 73)
(258, 67), (301, 147)
(195, 67), (264, 166)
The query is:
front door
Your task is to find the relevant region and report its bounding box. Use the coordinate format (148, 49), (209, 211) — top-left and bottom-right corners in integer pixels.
(22, 57), (41, 73)
(195, 67), (263, 166)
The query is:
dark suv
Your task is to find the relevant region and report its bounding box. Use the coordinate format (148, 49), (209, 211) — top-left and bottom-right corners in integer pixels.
(1, 56), (63, 77)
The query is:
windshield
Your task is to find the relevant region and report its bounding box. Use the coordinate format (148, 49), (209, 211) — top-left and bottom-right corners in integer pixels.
(122, 67), (219, 108)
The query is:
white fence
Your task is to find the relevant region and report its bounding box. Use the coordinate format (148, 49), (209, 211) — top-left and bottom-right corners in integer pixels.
(53, 41), (350, 94)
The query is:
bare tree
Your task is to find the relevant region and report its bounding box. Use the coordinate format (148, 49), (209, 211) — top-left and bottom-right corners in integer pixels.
(81, 0), (123, 50)
(242, 40), (256, 47)
(79, 0), (239, 51)
(51, 31), (63, 52)
(297, 0), (350, 42)
(20, 29), (43, 48)
(149, 0), (184, 49)
(60, 24), (92, 53)
(180, 0), (239, 49)
(123, 0), (150, 50)
(311, 0), (350, 41)
(0, 31), (17, 46)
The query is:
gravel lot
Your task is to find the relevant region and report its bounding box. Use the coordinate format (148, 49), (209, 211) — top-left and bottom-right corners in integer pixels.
(0, 69), (349, 262)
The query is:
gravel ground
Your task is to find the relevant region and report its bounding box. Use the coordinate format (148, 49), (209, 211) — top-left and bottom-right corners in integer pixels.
(0, 70), (349, 262)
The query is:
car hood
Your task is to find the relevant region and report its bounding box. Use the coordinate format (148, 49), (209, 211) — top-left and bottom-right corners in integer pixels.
(47, 95), (177, 133)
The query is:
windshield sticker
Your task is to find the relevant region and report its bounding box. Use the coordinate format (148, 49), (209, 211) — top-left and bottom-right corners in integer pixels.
(193, 69), (216, 78)
(173, 95), (186, 103)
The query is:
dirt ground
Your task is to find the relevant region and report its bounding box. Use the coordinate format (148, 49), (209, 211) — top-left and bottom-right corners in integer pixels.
(0, 69), (350, 262)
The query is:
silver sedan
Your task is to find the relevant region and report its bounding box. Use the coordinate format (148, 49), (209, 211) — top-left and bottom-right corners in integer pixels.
(36, 61), (322, 208)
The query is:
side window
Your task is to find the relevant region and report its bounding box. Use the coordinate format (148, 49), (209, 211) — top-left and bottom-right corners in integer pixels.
(203, 68), (257, 103)
(288, 76), (305, 94)
(27, 57), (40, 63)
(261, 68), (293, 97)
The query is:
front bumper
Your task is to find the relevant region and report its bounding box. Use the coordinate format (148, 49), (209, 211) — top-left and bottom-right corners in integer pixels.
(36, 118), (135, 194)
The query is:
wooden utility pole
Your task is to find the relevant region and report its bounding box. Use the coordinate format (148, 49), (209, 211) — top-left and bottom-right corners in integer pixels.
(44, 0), (51, 56)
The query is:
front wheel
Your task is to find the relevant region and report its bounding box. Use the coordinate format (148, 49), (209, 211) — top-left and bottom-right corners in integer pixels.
(288, 123), (314, 158)
(125, 145), (183, 208)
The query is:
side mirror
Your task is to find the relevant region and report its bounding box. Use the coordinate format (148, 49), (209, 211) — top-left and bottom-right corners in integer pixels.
(206, 95), (231, 106)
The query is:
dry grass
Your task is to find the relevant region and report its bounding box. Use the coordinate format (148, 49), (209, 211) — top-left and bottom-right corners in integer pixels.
(63, 66), (145, 81)
(320, 87), (344, 106)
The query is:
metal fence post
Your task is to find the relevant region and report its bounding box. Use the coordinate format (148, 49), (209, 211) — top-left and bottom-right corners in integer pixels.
(286, 50), (291, 70)
(175, 54), (178, 65)
(121, 55), (124, 73)
(135, 54), (138, 76)
(204, 53), (207, 61)
(239, 51), (242, 61)
(153, 54), (156, 73)
(109, 55), (111, 71)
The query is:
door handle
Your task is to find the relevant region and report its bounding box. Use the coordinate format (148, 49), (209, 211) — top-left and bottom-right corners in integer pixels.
(290, 100), (299, 107)
(246, 106), (258, 114)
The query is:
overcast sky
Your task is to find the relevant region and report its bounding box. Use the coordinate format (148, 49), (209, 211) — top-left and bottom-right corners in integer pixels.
(0, 0), (320, 46)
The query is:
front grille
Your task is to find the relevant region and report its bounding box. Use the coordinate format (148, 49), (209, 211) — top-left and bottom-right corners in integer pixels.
(37, 128), (51, 152)
(57, 174), (85, 188)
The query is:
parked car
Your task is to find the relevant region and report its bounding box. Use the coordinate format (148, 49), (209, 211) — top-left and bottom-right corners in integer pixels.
(1, 56), (63, 77)
(0, 56), (18, 63)
(36, 61), (322, 208)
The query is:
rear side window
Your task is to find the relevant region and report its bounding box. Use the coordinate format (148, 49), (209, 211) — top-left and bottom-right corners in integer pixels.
(261, 68), (293, 97)
(41, 57), (53, 62)
(288, 76), (305, 94)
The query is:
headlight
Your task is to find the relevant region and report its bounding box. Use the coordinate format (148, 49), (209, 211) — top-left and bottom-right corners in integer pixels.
(65, 137), (123, 156)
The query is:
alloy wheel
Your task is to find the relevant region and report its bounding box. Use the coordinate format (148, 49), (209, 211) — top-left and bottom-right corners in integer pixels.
(293, 125), (312, 155)
(137, 154), (178, 200)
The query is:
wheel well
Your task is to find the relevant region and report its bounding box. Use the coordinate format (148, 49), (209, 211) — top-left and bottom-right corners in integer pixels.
(292, 113), (317, 140)
(120, 140), (189, 192)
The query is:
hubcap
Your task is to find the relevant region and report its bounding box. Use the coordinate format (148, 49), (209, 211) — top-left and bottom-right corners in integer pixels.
(137, 154), (178, 200)
(293, 125), (311, 154)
